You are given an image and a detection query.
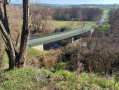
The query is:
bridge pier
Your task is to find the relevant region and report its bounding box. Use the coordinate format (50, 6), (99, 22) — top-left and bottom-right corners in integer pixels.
(91, 29), (94, 34)
(72, 37), (75, 43)
(32, 44), (44, 51)
(90, 29), (94, 37)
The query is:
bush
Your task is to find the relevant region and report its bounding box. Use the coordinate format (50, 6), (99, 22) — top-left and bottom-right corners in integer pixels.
(55, 26), (71, 33)
(58, 45), (79, 71)
(82, 38), (119, 74)
(93, 25), (110, 37)
(58, 37), (119, 74)
(55, 62), (68, 70)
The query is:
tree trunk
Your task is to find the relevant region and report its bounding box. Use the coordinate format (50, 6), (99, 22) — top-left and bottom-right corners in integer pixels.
(18, 0), (29, 68)
(0, 0), (16, 69)
(0, 0), (30, 69)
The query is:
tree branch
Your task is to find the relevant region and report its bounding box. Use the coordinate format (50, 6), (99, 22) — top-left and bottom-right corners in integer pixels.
(6, 0), (11, 4)
(0, 20), (16, 66)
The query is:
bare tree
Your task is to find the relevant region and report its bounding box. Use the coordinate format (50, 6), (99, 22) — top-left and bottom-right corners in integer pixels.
(0, 0), (29, 69)
(31, 8), (52, 33)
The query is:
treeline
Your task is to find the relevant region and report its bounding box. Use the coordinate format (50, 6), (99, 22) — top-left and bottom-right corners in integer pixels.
(29, 7), (103, 35)
(109, 9), (119, 27)
(53, 8), (103, 21)
(109, 9), (119, 36)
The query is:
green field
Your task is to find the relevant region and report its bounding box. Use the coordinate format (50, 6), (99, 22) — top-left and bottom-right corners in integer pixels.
(103, 9), (110, 13)
(50, 20), (94, 29)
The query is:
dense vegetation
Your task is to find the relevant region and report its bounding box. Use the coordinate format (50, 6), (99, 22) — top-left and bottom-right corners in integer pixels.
(30, 7), (102, 35)
(109, 8), (119, 34)
(53, 8), (103, 21)
(0, 68), (119, 90)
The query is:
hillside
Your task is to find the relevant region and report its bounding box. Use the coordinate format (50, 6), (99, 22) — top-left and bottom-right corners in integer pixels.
(0, 1), (119, 90)
(0, 67), (119, 90)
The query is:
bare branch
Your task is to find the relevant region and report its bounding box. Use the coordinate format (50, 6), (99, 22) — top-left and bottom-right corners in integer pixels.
(6, 0), (11, 4)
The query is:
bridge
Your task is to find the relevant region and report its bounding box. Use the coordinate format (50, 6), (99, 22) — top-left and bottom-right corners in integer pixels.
(28, 13), (107, 50)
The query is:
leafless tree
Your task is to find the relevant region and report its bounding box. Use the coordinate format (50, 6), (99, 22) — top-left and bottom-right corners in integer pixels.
(0, 0), (29, 69)
(31, 8), (52, 33)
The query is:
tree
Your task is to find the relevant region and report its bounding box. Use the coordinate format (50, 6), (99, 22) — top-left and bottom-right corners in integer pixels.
(31, 8), (52, 33)
(52, 7), (103, 21)
(0, 0), (29, 69)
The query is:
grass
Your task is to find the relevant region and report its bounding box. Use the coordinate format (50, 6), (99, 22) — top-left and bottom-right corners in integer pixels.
(27, 47), (44, 59)
(1, 47), (56, 69)
(106, 14), (109, 24)
(0, 48), (119, 89)
(0, 68), (40, 90)
(0, 68), (119, 90)
(51, 21), (94, 29)
(27, 47), (59, 68)
(0, 51), (8, 69)
(27, 47), (55, 59)
(94, 25), (110, 34)
(103, 9), (110, 13)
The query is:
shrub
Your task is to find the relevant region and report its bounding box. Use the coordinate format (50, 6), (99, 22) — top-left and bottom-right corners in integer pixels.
(54, 26), (71, 33)
(55, 62), (68, 70)
(93, 25), (110, 37)
(58, 37), (119, 74)
(58, 45), (79, 71)
(51, 67), (56, 73)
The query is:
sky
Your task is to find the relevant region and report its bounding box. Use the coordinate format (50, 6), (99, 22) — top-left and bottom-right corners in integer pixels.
(11, 0), (119, 4)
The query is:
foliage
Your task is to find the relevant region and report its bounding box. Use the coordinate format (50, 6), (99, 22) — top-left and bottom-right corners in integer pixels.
(58, 45), (78, 71)
(103, 9), (110, 13)
(0, 68), (118, 90)
(94, 25), (110, 34)
(55, 62), (68, 70)
(55, 26), (72, 33)
(0, 68), (40, 90)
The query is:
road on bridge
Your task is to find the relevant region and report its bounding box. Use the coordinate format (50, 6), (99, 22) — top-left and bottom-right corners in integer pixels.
(29, 13), (107, 46)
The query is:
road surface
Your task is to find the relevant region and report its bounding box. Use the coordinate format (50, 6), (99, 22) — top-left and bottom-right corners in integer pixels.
(29, 13), (107, 46)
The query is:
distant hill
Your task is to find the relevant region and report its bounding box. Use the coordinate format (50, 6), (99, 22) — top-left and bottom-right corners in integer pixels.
(10, 4), (119, 10)
(10, 4), (52, 9)
(70, 4), (119, 9)
(49, 4), (119, 9)
(10, 4), (23, 9)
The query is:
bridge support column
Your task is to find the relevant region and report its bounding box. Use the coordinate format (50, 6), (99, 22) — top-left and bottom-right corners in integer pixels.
(90, 29), (94, 37)
(72, 37), (74, 43)
(91, 29), (94, 34)
(32, 44), (44, 51)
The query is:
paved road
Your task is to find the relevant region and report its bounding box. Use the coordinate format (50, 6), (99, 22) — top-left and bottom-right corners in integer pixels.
(29, 13), (107, 46)
(99, 13), (107, 25)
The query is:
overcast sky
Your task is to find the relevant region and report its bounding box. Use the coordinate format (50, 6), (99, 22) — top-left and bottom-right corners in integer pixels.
(11, 0), (119, 4)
